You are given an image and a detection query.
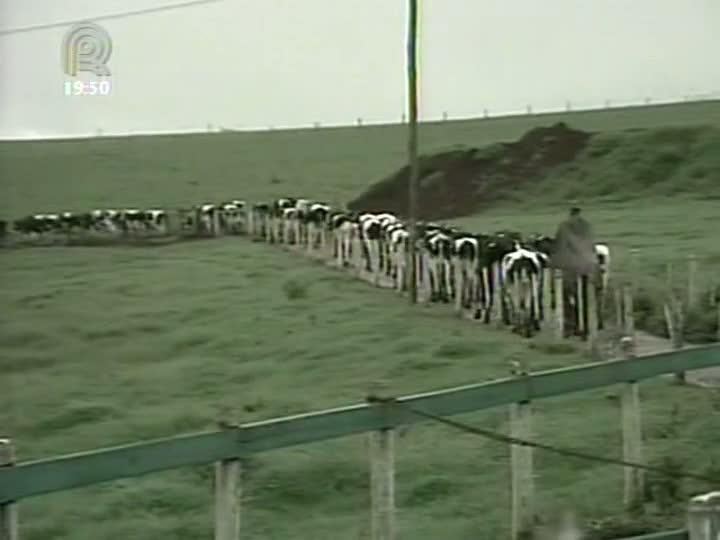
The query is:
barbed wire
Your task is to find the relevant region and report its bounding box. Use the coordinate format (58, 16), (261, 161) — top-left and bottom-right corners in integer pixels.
(366, 396), (719, 485)
(0, 0), (225, 37)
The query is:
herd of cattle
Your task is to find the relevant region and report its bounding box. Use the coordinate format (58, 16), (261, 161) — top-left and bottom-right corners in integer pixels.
(1, 197), (610, 337)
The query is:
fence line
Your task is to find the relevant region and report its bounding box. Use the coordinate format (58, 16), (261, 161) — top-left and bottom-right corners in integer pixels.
(5, 95), (718, 141)
(1, 344), (720, 540)
(315, 95), (720, 130)
(1, 344), (719, 504)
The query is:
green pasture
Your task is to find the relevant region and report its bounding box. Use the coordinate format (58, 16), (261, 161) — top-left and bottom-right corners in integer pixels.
(1, 101), (720, 539)
(2, 239), (719, 540)
(2, 100), (719, 218)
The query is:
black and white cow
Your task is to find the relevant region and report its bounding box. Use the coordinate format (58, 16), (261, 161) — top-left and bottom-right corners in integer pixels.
(328, 211), (357, 267)
(119, 209), (150, 234)
(376, 213), (400, 274)
(501, 243), (548, 335)
(357, 213), (384, 274)
(388, 225), (410, 290)
(383, 220), (406, 278)
(293, 199), (313, 244)
(144, 209), (168, 234)
(219, 201), (246, 234)
(13, 214), (62, 236)
(305, 203), (331, 250)
(196, 204), (218, 234)
(270, 198), (297, 243)
(250, 203), (270, 238)
(90, 209), (122, 233)
(469, 231), (523, 322)
(281, 206), (301, 244)
(57, 212), (93, 232)
(451, 232), (488, 312)
(595, 242), (611, 295)
(424, 228), (455, 302)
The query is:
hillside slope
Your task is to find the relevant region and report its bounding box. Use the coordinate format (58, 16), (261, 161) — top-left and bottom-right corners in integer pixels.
(1, 100), (719, 217)
(348, 124), (720, 219)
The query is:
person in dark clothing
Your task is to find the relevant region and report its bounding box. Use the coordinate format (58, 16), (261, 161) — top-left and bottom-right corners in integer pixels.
(551, 204), (599, 337)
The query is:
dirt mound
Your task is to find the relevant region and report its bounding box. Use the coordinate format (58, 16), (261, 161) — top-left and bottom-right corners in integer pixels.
(347, 122), (591, 220)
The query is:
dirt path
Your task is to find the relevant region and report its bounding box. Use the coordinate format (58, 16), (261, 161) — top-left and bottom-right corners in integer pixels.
(631, 331), (720, 388)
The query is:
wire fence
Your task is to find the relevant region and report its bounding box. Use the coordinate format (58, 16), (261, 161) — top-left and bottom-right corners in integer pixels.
(367, 396), (720, 486)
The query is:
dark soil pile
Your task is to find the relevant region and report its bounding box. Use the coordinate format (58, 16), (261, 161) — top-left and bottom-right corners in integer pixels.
(347, 122), (592, 220)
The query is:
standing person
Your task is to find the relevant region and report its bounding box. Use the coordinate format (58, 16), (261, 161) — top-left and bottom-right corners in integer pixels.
(551, 202), (598, 337)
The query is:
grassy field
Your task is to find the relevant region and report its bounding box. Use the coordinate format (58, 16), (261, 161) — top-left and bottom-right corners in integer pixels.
(2, 100), (720, 217)
(1, 102), (720, 539)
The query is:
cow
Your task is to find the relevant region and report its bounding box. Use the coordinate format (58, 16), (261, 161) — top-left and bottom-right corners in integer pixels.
(389, 226), (410, 290)
(452, 233), (487, 313)
(376, 213), (400, 274)
(424, 229), (454, 302)
(305, 203), (331, 250)
(145, 209), (168, 234)
(119, 209), (149, 235)
(270, 198), (297, 243)
(328, 211), (357, 268)
(90, 209), (122, 233)
(177, 208), (197, 234)
(501, 243), (548, 336)
(57, 212), (93, 232)
(219, 201), (245, 235)
(293, 199), (313, 244)
(13, 214), (62, 236)
(251, 203), (271, 239)
(475, 231), (524, 322)
(0, 219), (6, 239)
(196, 204), (217, 235)
(595, 243), (610, 296)
(529, 236), (610, 330)
(282, 207), (300, 244)
(358, 213), (383, 275)
(383, 221), (406, 278)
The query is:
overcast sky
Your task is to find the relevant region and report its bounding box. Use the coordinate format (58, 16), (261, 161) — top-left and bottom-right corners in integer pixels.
(1, 0), (718, 139)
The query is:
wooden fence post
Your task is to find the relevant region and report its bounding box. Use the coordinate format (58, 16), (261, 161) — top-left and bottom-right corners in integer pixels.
(554, 270), (564, 340)
(367, 384), (396, 540)
(265, 216), (273, 243)
(576, 275), (586, 337)
(629, 248), (639, 291)
(687, 491), (720, 540)
(490, 263), (502, 325)
(416, 250), (425, 301)
(306, 223), (315, 254)
(615, 287), (623, 329)
(623, 284), (635, 338)
(454, 262), (464, 317)
(246, 207), (254, 237)
(509, 365), (534, 540)
(687, 254), (698, 310)
(618, 337), (645, 511)
(586, 277), (600, 358)
(663, 282), (686, 384)
(214, 423), (241, 540)
(716, 285), (720, 342)
(0, 439), (19, 540)
(421, 253), (432, 303)
(212, 207), (222, 236)
(542, 268), (553, 334)
(372, 243), (381, 287)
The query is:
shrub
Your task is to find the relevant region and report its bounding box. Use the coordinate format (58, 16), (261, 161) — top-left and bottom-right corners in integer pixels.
(282, 279), (308, 300)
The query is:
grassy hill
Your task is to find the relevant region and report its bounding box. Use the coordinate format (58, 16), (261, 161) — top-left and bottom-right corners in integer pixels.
(1, 100), (719, 217)
(1, 101), (720, 539)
